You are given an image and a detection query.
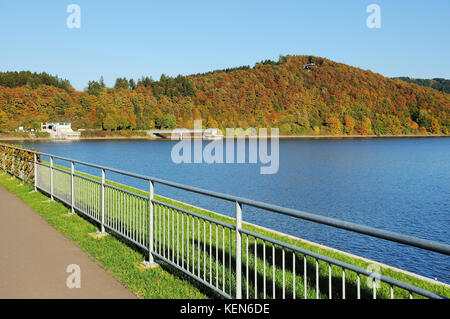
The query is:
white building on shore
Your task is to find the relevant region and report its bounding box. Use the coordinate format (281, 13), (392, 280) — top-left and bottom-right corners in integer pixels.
(40, 122), (81, 140)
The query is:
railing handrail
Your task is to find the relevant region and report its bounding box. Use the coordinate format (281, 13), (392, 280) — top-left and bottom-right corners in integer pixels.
(1, 142), (450, 257)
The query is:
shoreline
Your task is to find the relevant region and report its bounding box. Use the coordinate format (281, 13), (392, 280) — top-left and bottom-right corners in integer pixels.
(0, 133), (448, 142)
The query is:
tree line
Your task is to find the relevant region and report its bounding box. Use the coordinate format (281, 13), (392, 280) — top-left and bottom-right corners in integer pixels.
(0, 55), (448, 135)
(392, 77), (450, 94)
(0, 71), (71, 91)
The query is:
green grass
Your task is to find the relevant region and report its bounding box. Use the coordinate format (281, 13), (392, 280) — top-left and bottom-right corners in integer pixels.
(5, 162), (450, 299)
(0, 170), (215, 299)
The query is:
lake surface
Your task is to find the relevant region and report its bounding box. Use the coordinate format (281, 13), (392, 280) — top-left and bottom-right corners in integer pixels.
(20, 137), (450, 283)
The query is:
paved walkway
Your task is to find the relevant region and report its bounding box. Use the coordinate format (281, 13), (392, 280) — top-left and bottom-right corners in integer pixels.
(0, 185), (137, 299)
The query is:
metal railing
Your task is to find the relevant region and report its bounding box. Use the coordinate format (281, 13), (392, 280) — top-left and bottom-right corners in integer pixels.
(1, 143), (449, 299)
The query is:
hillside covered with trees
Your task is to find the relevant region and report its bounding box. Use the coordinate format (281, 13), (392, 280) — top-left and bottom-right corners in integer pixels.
(0, 55), (449, 135)
(392, 77), (450, 94)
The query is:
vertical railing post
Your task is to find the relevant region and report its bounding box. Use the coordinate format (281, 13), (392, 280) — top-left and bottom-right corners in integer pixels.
(70, 161), (75, 214)
(235, 201), (243, 299)
(100, 168), (105, 233)
(11, 152), (15, 177)
(33, 153), (37, 191)
(141, 179), (157, 267)
(50, 156), (54, 200)
(148, 179), (155, 264)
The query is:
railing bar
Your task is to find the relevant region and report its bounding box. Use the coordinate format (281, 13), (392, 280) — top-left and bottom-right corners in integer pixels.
(159, 204), (161, 255)
(186, 212), (189, 272)
(122, 190), (125, 236)
(132, 195), (135, 241)
(203, 220), (206, 281)
(263, 240), (266, 299)
(123, 191), (126, 239)
(136, 196), (139, 243)
(357, 273), (361, 299)
(293, 252), (296, 299)
(168, 207), (171, 260)
(129, 194), (132, 240)
(164, 205), (167, 258)
(85, 177), (88, 215)
(192, 216), (195, 274)
(273, 244), (275, 299)
(115, 189), (118, 234)
(132, 194), (135, 241)
(93, 180), (96, 218)
(316, 258), (319, 299)
(122, 189), (125, 236)
(177, 210), (180, 265)
(80, 177), (83, 214)
(169, 206), (173, 264)
(173, 208), (175, 262)
(166, 206), (169, 260)
(229, 227), (232, 296)
(254, 236), (257, 299)
(209, 221), (212, 284)
(50, 156), (53, 200)
(282, 248), (286, 299)
(216, 224), (218, 288)
(198, 216), (201, 278)
(127, 191), (130, 238)
(304, 255), (307, 299)
(141, 197), (144, 245)
(329, 263), (332, 299)
(135, 195), (138, 242)
(246, 234), (249, 299)
(182, 212), (184, 269)
(90, 178), (93, 216)
(342, 268), (346, 300)
(134, 197), (142, 242)
(222, 226), (225, 292)
(114, 190), (122, 233)
(89, 183), (95, 219)
(373, 277), (376, 299)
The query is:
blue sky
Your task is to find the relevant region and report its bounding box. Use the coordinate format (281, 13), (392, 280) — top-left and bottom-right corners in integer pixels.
(0, 0), (449, 90)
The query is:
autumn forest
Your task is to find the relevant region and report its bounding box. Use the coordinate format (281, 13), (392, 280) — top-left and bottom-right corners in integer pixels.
(0, 55), (449, 135)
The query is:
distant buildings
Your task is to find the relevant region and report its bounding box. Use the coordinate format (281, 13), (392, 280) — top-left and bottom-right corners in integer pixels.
(15, 126), (35, 133)
(40, 122), (81, 140)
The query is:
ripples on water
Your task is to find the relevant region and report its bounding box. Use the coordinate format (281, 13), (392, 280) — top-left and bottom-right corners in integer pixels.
(21, 137), (450, 283)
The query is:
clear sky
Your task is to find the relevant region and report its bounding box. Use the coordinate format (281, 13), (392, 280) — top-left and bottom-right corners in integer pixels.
(0, 0), (449, 90)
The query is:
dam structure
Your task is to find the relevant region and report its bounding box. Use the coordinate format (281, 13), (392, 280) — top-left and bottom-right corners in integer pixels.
(147, 128), (223, 140)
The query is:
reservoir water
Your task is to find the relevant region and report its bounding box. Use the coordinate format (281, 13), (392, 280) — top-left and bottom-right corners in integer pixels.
(19, 137), (450, 283)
